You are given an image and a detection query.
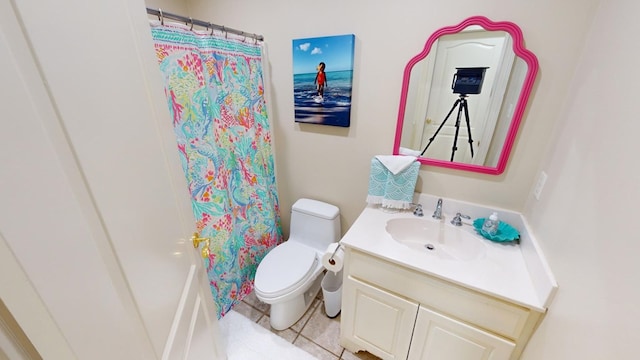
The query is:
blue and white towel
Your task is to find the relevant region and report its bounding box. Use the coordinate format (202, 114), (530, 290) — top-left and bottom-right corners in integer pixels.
(366, 156), (420, 209)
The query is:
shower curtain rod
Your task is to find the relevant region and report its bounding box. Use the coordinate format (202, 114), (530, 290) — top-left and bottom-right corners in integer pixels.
(146, 7), (264, 41)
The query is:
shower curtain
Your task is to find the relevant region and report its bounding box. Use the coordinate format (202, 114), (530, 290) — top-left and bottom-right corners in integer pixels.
(150, 22), (282, 317)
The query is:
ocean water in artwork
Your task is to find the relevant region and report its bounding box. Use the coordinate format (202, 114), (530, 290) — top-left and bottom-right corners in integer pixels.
(293, 70), (353, 127)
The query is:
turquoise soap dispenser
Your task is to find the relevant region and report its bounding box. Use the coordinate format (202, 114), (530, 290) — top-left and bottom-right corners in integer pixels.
(482, 212), (499, 236)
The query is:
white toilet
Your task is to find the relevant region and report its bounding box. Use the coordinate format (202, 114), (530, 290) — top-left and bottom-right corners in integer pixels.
(254, 198), (340, 330)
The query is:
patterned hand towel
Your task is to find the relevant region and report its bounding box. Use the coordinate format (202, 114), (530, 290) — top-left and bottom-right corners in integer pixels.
(367, 156), (420, 209)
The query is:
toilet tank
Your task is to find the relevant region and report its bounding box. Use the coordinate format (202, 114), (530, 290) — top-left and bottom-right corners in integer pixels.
(289, 198), (340, 252)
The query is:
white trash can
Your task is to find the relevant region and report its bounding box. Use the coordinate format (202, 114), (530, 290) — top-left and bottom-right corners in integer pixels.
(321, 270), (343, 318)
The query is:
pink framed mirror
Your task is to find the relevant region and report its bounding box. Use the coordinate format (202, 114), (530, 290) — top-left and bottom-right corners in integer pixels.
(393, 16), (538, 175)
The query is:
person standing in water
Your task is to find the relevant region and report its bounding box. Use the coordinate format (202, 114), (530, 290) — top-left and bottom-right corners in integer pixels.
(314, 62), (327, 99)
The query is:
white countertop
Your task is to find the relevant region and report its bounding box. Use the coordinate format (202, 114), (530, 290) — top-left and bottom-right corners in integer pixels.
(340, 202), (555, 312)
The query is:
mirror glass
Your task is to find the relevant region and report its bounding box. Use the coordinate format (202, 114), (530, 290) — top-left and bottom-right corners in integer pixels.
(393, 16), (538, 174)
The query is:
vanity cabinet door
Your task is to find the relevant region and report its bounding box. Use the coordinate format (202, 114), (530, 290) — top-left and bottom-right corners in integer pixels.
(341, 277), (418, 360)
(408, 306), (515, 360)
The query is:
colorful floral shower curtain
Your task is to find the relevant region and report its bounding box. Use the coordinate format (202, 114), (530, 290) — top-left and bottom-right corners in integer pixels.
(150, 22), (282, 317)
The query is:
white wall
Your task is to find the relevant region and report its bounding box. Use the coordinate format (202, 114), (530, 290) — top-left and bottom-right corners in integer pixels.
(185, 0), (599, 235)
(145, 0), (188, 14)
(522, 0), (640, 358)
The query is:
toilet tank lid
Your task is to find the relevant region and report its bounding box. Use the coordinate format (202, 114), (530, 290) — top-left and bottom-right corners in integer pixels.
(292, 198), (339, 220)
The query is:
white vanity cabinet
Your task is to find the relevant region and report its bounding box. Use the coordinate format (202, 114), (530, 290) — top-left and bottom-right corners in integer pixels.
(340, 248), (544, 360)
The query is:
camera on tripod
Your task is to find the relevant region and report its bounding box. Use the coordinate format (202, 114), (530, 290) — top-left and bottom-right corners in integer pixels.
(451, 67), (489, 95)
(421, 67), (489, 161)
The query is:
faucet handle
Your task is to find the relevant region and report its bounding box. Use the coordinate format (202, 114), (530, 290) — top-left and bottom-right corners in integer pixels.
(451, 212), (471, 226)
(411, 203), (424, 217)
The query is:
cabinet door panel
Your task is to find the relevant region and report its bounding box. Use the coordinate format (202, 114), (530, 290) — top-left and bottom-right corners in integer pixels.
(342, 277), (418, 360)
(408, 306), (515, 360)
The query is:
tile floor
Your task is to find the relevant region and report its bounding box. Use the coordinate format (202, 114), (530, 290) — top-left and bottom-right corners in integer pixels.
(232, 290), (380, 360)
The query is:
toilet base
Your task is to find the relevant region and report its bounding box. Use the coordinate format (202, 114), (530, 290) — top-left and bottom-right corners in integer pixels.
(268, 273), (323, 330)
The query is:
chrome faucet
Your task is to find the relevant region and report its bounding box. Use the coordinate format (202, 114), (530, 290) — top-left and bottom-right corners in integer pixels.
(432, 198), (443, 220)
(450, 212), (471, 226)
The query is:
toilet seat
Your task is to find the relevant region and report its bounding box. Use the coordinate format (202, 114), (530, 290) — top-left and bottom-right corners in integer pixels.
(255, 241), (318, 299)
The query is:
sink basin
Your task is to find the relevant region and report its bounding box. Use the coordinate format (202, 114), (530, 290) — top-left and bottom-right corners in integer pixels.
(385, 218), (486, 261)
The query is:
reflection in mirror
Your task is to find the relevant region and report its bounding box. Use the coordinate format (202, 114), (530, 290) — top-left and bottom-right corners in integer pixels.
(393, 16), (538, 175)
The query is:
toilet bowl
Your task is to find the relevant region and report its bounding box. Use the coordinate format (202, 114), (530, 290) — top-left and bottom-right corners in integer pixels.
(254, 198), (340, 330)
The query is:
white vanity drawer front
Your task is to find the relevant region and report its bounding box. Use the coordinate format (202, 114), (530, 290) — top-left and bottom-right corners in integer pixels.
(347, 249), (531, 340)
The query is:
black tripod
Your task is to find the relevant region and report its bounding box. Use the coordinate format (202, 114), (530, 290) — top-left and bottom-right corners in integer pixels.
(420, 94), (475, 162)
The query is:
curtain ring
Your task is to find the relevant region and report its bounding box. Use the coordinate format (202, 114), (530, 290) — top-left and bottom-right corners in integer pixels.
(241, 31), (246, 42)
(254, 34), (258, 45)
(223, 26), (227, 39)
(188, 17), (194, 30)
(158, 8), (164, 25)
(209, 22), (214, 35)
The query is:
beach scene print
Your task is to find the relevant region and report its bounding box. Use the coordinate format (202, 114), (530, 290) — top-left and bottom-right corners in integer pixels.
(292, 34), (355, 127)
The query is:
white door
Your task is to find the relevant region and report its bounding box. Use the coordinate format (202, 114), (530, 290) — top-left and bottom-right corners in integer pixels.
(408, 306), (515, 360)
(421, 30), (509, 164)
(0, 0), (224, 359)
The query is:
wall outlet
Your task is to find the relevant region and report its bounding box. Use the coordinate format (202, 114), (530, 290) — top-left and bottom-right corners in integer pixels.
(533, 171), (548, 200)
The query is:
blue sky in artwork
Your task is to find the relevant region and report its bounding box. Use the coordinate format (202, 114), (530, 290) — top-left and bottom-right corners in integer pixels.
(292, 34), (355, 75)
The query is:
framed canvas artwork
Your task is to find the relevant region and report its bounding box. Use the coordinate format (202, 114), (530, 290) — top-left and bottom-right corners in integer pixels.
(292, 34), (355, 127)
